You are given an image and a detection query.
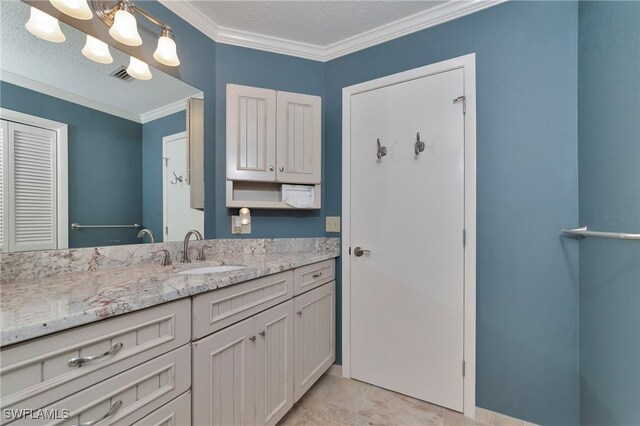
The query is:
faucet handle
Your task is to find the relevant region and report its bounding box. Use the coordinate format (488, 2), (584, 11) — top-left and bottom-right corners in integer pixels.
(151, 249), (172, 266)
(197, 245), (213, 261)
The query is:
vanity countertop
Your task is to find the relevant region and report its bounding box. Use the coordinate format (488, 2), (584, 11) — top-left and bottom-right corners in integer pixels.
(0, 251), (338, 347)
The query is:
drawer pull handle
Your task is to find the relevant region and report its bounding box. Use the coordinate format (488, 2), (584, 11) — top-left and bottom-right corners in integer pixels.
(74, 400), (122, 426)
(312, 273), (323, 278)
(67, 342), (124, 367)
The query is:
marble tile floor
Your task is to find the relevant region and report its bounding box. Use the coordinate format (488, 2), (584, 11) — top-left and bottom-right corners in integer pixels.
(279, 373), (490, 426)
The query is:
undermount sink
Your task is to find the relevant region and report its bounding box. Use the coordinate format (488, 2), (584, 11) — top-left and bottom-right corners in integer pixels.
(178, 265), (247, 275)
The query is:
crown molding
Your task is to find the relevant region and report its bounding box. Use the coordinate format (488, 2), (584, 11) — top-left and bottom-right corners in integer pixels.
(139, 91), (203, 124)
(158, 0), (507, 62)
(0, 70), (141, 123)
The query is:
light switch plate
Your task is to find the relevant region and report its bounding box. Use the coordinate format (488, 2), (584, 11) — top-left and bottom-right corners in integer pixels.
(326, 216), (341, 233)
(231, 216), (251, 234)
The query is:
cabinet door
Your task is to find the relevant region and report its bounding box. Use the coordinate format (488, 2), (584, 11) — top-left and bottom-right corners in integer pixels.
(276, 91), (321, 184)
(227, 84), (276, 182)
(193, 317), (256, 426)
(293, 281), (335, 402)
(255, 300), (294, 426)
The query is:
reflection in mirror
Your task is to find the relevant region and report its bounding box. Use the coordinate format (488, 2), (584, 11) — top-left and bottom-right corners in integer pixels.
(0, 1), (204, 252)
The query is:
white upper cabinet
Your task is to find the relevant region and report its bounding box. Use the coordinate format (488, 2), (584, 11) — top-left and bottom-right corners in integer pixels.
(276, 91), (321, 184)
(227, 84), (277, 182)
(226, 84), (321, 184)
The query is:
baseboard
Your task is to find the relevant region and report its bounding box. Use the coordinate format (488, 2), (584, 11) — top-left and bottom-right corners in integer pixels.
(476, 407), (539, 426)
(327, 364), (343, 377)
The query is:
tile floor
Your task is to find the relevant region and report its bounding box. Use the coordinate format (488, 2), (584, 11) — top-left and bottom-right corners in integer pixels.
(279, 373), (490, 426)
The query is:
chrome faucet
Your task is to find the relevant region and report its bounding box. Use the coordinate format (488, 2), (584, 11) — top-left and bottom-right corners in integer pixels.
(182, 230), (203, 263)
(137, 228), (156, 243)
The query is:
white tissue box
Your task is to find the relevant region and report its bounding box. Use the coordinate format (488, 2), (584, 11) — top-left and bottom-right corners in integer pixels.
(281, 184), (315, 208)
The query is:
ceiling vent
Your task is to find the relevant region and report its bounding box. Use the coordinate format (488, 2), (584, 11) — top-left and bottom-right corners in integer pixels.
(110, 66), (134, 82)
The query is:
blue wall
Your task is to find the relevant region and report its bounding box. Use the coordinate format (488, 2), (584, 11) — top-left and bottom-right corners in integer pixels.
(324, 2), (580, 425)
(141, 111), (186, 241)
(578, 2), (640, 425)
(213, 44), (326, 238)
(137, 0), (217, 238)
(0, 82), (143, 248)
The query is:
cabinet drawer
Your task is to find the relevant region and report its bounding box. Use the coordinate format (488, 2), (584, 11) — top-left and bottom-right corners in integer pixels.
(1, 299), (190, 421)
(192, 270), (293, 340)
(11, 345), (191, 426)
(293, 259), (335, 295)
(132, 391), (191, 426)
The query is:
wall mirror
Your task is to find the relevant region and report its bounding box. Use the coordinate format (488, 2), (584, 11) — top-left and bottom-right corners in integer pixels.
(0, 0), (205, 252)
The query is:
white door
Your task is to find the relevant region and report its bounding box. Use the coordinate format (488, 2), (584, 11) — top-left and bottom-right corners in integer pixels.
(350, 68), (466, 411)
(226, 84), (277, 182)
(276, 91), (321, 184)
(163, 132), (203, 241)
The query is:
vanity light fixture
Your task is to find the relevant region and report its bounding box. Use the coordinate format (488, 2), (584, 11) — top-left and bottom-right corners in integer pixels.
(50, 0), (93, 20)
(239, 208), (251, 226)
(153, 28), (180, 66)
(108, 2), (142, 46)
(25, 7), (66, 43)
(81, 35), (113, 64)
(126, 56), (152, 80)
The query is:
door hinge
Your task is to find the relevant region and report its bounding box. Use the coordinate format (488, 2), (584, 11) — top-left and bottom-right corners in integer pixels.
(165, 225), (168, 234)
(463, 229), (467, 247)
(462, 361), (466, 377)
(454, 95), (466, 114)
(348, 246), (351, 255)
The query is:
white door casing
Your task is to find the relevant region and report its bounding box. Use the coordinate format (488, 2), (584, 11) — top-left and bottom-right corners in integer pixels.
(162, 132), (204, 241)
(341, 54), (477, 417)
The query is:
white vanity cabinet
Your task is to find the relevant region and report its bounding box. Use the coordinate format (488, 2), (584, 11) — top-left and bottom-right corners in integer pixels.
(0, 259), (336, 426)
(192, 262), (335, 426)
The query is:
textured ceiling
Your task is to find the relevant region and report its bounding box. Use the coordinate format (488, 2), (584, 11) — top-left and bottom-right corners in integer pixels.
(190, 1), (444, 46)
(0, 1), (201, 119)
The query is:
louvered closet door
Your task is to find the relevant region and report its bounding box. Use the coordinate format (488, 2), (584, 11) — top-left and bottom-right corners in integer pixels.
(7, 122), (57, 252)
(0, 120), (8, 252)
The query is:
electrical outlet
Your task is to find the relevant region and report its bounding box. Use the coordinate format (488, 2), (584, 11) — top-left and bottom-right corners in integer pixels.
(231, 216), (251, 234)
(326, 216), (341, 233)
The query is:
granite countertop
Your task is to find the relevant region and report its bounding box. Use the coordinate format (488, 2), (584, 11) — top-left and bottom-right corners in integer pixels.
(0, 251), (338, 347)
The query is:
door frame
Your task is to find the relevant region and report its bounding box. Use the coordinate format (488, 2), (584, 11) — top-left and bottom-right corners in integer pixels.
(162, 131), (187, 241)
(0, 108), (69, 250)
(341, 53), (477, 417)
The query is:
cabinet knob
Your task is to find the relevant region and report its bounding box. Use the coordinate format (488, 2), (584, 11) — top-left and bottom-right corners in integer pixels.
(248, 335), (256, 341)
(259, 330), (266, 336)
(279, 166), (284, 172)
(269, 166), (274, 171)
(296, 310), (303, 316)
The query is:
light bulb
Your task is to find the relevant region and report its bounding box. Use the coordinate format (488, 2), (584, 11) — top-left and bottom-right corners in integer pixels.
(50, 0), (93, 20)
(127, 57), (152, 80)
(239, 208), (251, 225)
(25, 7), (66, 43)
(109, 8), (142, 46)
(82, 35), (113, 64)
(153, 31), (180, 66)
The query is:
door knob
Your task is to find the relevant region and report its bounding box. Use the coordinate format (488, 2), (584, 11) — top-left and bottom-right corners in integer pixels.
(353, 247), (370, 257)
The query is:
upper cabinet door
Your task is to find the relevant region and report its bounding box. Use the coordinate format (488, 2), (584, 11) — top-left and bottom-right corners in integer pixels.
(227, 84), (277, 182)
(276, 91), (321, 184)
